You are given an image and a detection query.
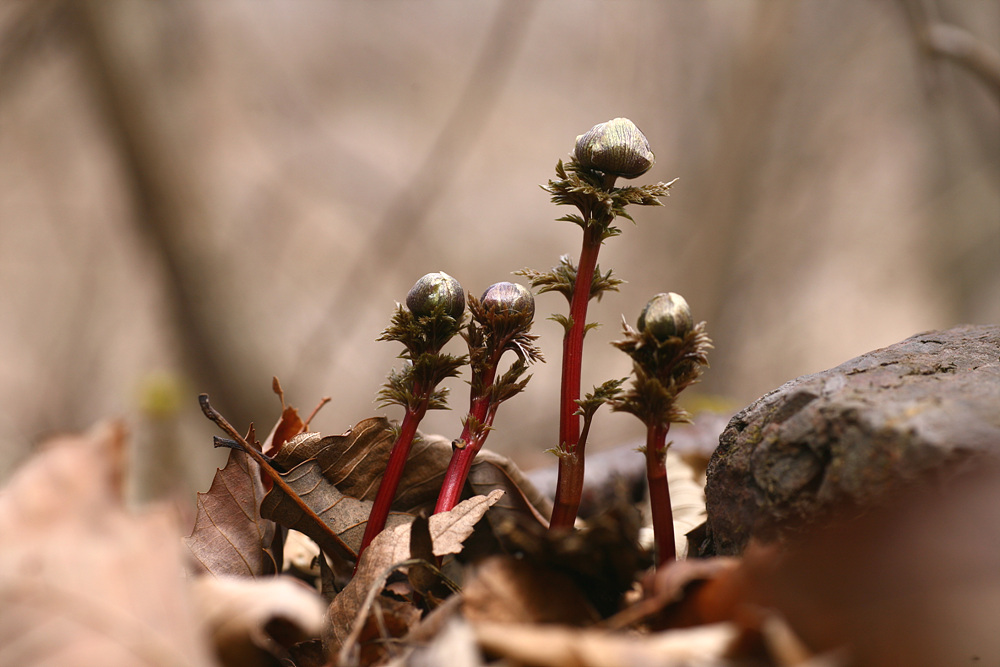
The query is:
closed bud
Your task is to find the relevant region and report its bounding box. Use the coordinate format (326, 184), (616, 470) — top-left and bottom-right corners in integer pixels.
(638, 292), (693, 340)
(406, 271), (465, 319)
(574, 117), (654, 179)
(480, 282), (535, 328)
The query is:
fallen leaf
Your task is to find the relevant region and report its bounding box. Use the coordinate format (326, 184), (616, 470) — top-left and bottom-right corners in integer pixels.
(603, 557), (742, 631)
(326, 491), (504, 663)
(467, 447), (552, 528)
(262, 405), (306, 459)
(399, 617), (485, 667)
(263, 417), (550, 567)
(496, 494), (649, 618)
(407, 514), (444, 602)
(259, 458), (413, 562)
(461, 555), (600, 626)
(275, 419), (550, 525)
(185, 447), (277, 577)
(0, 422), (216, 667)
(191, 575), (327, 667)
(473, 621), (739, 667)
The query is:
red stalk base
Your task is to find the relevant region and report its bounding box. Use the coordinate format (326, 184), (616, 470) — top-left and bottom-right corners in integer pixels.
(356, 402), (426, 563)
(434, 358), (501, 514)
(646, 422), (676, 567)
(548, 229), (602, 530)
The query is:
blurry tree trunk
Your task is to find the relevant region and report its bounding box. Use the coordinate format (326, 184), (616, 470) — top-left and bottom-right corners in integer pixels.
(72, 0), (268, 431)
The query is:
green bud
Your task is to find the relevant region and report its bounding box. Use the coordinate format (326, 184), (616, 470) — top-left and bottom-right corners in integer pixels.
(638, 292), (693, 340)
(480, 282), (535, 328)
(574, 117), (654, 179)
(406, 271), (465, 319)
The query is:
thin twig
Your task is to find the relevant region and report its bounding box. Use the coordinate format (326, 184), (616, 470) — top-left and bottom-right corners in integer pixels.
(303, 396), (332, 429)
(198, 393), (356, 559)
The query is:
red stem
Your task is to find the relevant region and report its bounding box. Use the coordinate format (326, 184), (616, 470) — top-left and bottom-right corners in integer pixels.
(646, 422), (676, 567)
(356, 400), (427, 562)
(433, 354), (501, 514)
(548, 228), (602, 529)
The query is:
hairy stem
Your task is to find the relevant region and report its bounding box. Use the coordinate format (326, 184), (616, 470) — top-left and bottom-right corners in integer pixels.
(549, 227), (603, 529)
(646, 421), (675, 566)
(433, 358), (501, 514)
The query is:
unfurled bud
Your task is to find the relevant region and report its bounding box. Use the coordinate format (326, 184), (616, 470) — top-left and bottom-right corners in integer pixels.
(406, 272), (465, 319)
(480, 282), (535, 329)
(574, 117), (654, 179)
(638, 292), (693, 341)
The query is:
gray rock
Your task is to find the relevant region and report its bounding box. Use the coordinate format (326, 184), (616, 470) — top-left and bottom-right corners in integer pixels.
(702, 325), (1000, 556)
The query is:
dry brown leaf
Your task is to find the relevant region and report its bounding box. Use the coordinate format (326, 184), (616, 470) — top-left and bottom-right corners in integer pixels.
(185, 448), (277, 577)
(494, 495), (648, 618)
(0, 422), (216, 667)
(473, 620), (739, 667)
(461, 556), (600, 626)
(263, 417), (549, 569)
(260, 458), (413, 562)
(262, 406), (306, 458)
(191, 575), (327, 667)
(275, 419), (550, 526)
(467, 447), (552, 527)
(604, 557), (743, 631)
(262, 376), (307, 459)
(326, 491), (504, 663)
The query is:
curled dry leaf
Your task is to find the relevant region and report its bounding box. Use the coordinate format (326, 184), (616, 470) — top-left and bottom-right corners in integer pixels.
(326, 491), (504, 662)
(262, 417), (549, 570)
(604, 556), (743, 631)
(473, 620), (739, 667)
(185, 448), (277, 577)
(191, 575), (327, 667)
(0, 422), (216, 667)
(402, 618), (485, 667)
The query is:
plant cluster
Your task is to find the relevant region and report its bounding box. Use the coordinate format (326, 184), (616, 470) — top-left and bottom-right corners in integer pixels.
(189, 117), (713, 662)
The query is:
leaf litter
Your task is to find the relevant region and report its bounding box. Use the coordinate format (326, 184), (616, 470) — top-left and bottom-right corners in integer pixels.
(5, 385), (993, 666)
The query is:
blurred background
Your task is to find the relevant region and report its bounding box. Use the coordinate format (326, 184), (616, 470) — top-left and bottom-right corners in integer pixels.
(1, 1), (997, 500)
